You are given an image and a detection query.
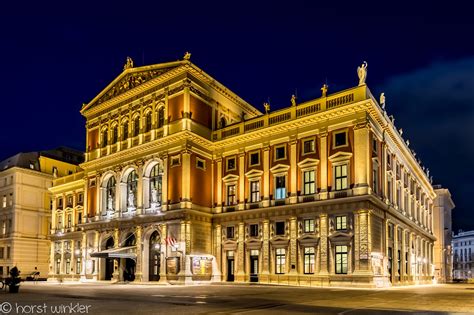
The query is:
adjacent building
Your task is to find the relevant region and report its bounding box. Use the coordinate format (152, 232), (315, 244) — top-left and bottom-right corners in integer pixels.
(453, 230), (474, 280)
(0, 148), (82, 279)
(432, 186), (455, 283)
(49, 55), (443, 287)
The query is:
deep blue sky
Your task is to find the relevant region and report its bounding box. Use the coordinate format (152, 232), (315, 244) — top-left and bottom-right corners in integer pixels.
(1, 2), (473, 231)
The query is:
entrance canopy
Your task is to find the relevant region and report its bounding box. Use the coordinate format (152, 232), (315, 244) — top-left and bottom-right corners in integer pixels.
(90, 246), (137, 260)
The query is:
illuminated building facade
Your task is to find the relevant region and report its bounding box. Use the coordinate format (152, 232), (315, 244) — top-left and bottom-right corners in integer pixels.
(0, 148), (82, 279)
(50, 55), (441, 287)
(453, 230), (474, 280)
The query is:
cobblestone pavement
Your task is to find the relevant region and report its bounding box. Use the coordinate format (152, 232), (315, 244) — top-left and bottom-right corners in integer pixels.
(0, 282), (473, 314)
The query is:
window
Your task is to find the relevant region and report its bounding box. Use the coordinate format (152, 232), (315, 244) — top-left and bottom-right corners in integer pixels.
(388, 247), (392, 277)
(250, 181), (260, 203)
(2, 196), (5, 208)
(334, 131), (347, 148)
(78, 193), (83, 204)
(372, 138), (378, 153)
(227, 157), (236, 171)
(133, 117), (140, 137)
(304, 219), (314, 233)
(8, 193), (12, 206)
(387, 153), (392, 166)
(112, 126), (118, 144)
(196, 157), (206, 170)
(157, 107), (165, 128)
(372, 163), (378, 194)
(67, 214), (72, 228)
(0, 247), (4, 259)
(335, 245), (348, 274)
(78, 212), (82, 224)
(336, 216), (347, 230)
(6, 247), (10, 259)
(67, 195), (73, 207)
(76, 258), (81, 274)
(122, 121), (129, 140)
(106, 177), (116, 211)
(275, 221), (285, 235)
(150, 164), (162, 206)
(304, 247), (315, 274)
(170, 156), (180, 167)
(226, 185), (236, 206)
(226, 226), (235, 239)
(145, 112), (152, 132)
(275, 145), (286, 160)
(249, 152), (260, 166)
(58, 197), (63, 208)
(303, 139), (315, 154)
(275, 176), (286, 200)
(249, 224), (259, 237)
(334, 164), (348, 190)
(275, 248), (286, 274)
(387, 177), (393, 203)
(127, 171), (138, 208)
(56, 259), (61, 274)
(66, 259), (71, 274)
(101, 129), (108, 147)
(303, 170), (315, 195)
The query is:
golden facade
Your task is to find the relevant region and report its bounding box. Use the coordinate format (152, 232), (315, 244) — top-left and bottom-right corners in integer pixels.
(50, 56), (438, 287)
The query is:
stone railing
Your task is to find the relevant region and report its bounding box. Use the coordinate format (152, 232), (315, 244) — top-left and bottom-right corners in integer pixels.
(53, 172), (84, 186)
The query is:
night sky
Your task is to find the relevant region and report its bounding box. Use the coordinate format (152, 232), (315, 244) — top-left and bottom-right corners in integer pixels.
(1, 2), (472, 232)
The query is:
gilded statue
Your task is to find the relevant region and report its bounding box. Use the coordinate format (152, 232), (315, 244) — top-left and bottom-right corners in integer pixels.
(123, 56), (134, 70)
(264, 102), (270, 113)
(183, 52), (191, 60)
(291, 94), (296, 106)
(357, 61), (368, 86)
(321, 84), (328, 97)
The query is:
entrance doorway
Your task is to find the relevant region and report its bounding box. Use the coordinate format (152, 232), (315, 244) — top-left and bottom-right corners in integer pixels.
(104, 237), (114, 280)
(123, 233), (136, 282)
(250, 250), (259, 282)
(226, 251), (234, 282)
(149, 231), (161, 281)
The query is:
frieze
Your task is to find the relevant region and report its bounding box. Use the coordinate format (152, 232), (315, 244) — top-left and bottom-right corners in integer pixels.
(189, 85), (211, 102)
(168, 84), (184, 96)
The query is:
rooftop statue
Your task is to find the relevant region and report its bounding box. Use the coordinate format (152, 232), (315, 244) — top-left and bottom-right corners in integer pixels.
(321, 84), (328, 97)
(380, 92), (386, 109)
(357, 61), (368, 86)
(291, 94), (297, 106)
(183, 52), (191, 60)
(264, 102), (270, 113)
(123, 56), (134, 70)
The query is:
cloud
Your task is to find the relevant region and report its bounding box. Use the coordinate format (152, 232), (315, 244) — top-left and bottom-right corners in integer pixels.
(380, 57), (474, 229)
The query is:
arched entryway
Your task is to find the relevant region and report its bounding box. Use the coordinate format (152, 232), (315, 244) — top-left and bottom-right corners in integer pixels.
(149, 231), (161, 281)
(104, 237), (114, 280)
(123, 233), (136, 282)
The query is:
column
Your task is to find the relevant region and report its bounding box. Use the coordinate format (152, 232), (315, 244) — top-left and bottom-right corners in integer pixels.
(261, 220), (270, 281)
(81, 232), (87, 281)
(319, 129), (328, 200)
(353, 121), (370, 194)
(161, 155), (168, 211)
(263, 146), (270, 207)
(236, 222), (245, 281)
(113, 228), (119, 281)
(289, 137), (297, 204)
(216, 157), (222, 212)
(183, 80), (191, 130)
(136, 162), (144, 215)
(238, 151), (245, 210)
(319, 214), (328, 275)
(354, 210), (371, 274)
(164, 88), (169, 136)
(60, 241), (65, 276)
(289, 217), (298, 275)
(135, 226), (143, 282)
(214, 224), (222, 281)
(83, 178), (88, 221)
(93, 231), (99, 280)
(50, 239), (55, 278)
(393, 224), (399, 283)
(401, 229), (406, 283)
(382, 144), (388, 202)
(158, 223), (167, 284)
(181, 149), (191, 207)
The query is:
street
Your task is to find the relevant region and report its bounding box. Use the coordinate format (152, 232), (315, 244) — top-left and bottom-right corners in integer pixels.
(0, 282), (473, 314)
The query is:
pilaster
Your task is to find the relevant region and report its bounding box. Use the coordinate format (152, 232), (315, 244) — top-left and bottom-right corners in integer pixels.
(238, 152), (245, 210)
(289, 137), (298, 204)
(319, 129), (328, 199)
(263, 146), (270, 207)
(319, 214), (328, 275)
(235, 222), (245, 281)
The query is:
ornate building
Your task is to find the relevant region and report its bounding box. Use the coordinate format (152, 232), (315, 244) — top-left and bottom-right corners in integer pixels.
(453, 230), (474, 281)
(50, 55), (442, 287)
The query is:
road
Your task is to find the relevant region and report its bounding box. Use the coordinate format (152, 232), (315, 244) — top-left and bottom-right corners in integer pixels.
(0, 282), (473, 314)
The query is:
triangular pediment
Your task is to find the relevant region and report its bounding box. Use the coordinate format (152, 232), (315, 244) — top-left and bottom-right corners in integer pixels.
(328, 151), (353, 163)
(82, 61), (185, 112)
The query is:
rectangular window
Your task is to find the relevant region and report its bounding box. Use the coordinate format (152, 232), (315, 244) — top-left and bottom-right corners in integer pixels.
(335, 245), (348, 274)
(67, 214), (72, 228)
(67, 196), (73, 207)
(304, 247), (315, 274)
(303, 139), (315, 154)
(226, 226), (235, 239)
(170, 156), (180, 167)
(78, 193), (83, 203)
(58, 198), (63, 208)
(8, 193), (12, 206)
(275, 176), (286, 200)
(227, 157), (236, 171)
(249, 152), (260, 166)
(372, 164), (378, 194)
(372, 138), (378, 154)
(336, 216), (347, 230)
(250, 181), (260, 203)
(249, 224), (259, 237)
(397, 249), (401, 275)
(6, 247), (10, 259)
(0, 247), (4, 259)
(334, 164), (348, 190)
(56, 259), (61, 274)
(275, 145), (286, 160)
(334, 131), (347, 148)
(226, 185), (236, 206)
(303, 170), (315, 195)
(275, 248), (286, 274)
(275, 221), (285, 235)
(66, 259), (71, 274)
(388, 247), (393, 277)
(196, 157), (206, 170)
(303, 219), (314, 233)
(76, 258), (81, 274)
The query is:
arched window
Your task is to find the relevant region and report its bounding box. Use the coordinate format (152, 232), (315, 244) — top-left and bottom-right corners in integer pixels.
(122, 121), (129, 140)
(127, 171), (138, 209)
(157, 107), (164, 128)
(111, 126), (118, 144)
(145, 112), (152, 132)
(220, 117), (226, 128)
(102, 128), (108, 147)
(106, 177), (116, 211)
(150, 164), (162, 208)
(133, 117), (140, 137)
